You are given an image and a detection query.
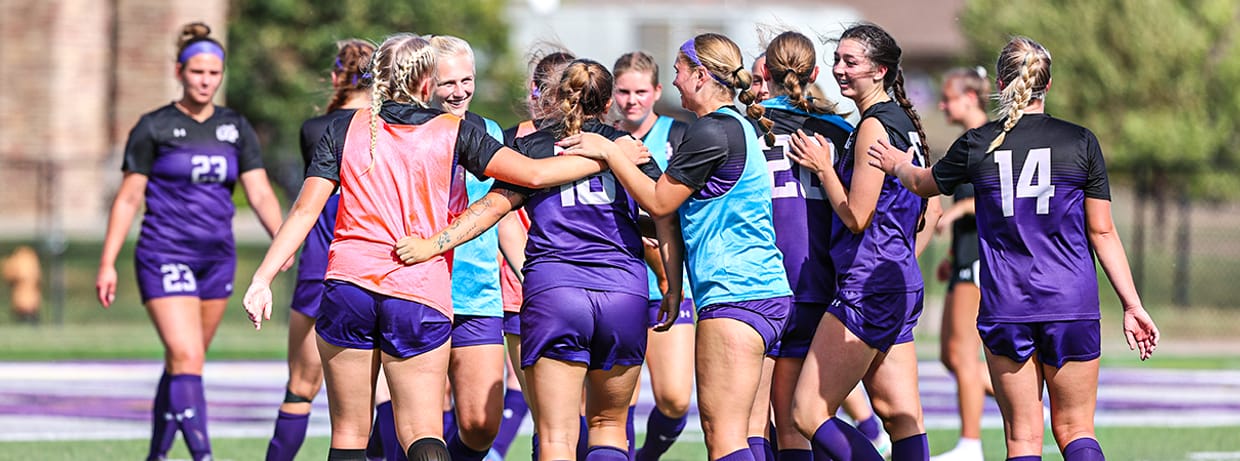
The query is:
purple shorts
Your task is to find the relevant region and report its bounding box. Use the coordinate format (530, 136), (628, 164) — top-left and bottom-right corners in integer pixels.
(503, 311), (521, 336)
(291, 279), (325, 318)
(697, 296), (791, 354)
(452, 315), (504, 348)
(646, 298), (696, 328)
(769, 302), (828, 358)
(978, 319), (1101, 368)
(134, 249), (235, 303)
(520, 287), (648, 370)
(315, 280), (452, 359)
(827, 290), (924, 353)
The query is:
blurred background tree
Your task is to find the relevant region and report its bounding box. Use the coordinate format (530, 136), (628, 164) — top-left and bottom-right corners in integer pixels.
(225, 0), (526, 196)
(959, 0), (1240, 306)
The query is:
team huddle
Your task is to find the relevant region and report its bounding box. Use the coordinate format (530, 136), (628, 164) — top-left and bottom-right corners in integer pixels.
(96, 19), (1161, 461)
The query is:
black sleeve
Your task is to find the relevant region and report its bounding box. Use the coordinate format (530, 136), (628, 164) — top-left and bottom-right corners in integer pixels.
(667, 120), (689, 153)
(665, 118), (730, 190)
(932, 131), (974, 195)
(491, 132), (558, 196)
(305, 118), (348, 183)
(455, 119), (505, 179)
(121, 116), (156, 174)
(237, 116), (264, 173)
(299, 121), (317, 170)
(1083, 130), (1111, 200)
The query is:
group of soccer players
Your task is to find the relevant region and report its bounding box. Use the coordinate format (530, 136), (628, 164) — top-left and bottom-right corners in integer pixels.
(98, 18), (1160, 461)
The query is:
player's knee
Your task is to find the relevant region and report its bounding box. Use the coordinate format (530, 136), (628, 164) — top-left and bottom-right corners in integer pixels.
(654, 393), (691, 418)
(455, 412), (500, 445)
(406, 437), (450, 461)
(790, 397), (827, 438)
(166, 349), (206, 373)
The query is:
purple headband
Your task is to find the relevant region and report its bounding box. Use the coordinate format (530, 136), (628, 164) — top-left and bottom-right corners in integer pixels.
(679, 38), (734, 87)
(178, 40), (225, 64)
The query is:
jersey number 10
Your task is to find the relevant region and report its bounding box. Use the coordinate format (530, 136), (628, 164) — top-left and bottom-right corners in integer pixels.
(560, 175), (617, 207)
(994, 148), (1055, 217)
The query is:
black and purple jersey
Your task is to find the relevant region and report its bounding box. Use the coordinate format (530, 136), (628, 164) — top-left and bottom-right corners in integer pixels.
(933, 114), (1110, 322)
(122, 103), (263, 260)
(833, 100), (926, 293)
(496, 120), (661, 300)
(761, 98), (853, 303)
(294, 109), (355, 282)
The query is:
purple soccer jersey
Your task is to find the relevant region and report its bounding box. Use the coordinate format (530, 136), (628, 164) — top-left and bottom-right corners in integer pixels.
(497, 121), (661, 299)
(123, 104), (264, 261)
(762, 103), (852, 303)
(933, 113), (1111, 323)
(833, 101), (926, 293)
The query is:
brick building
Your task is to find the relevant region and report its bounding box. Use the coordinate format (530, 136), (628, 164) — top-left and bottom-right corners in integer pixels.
(0, 0), (227, 238)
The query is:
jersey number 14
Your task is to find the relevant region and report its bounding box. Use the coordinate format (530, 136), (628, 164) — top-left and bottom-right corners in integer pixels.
(994, 148), (1055, 217)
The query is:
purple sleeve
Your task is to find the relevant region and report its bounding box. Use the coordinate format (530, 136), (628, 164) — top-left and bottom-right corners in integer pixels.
(121, 116), (156, 175)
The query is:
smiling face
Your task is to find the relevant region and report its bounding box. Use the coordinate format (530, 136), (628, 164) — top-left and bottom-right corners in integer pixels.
(831, 38), (883, 102)
(671, 58), (701, 111)
(431, 53), (476, 116)
(612, 70), (661, 127)
(177, 53), (224, 107)
(750, 55), (770, 102)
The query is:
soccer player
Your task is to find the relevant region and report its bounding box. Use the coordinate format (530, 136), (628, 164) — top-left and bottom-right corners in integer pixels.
(565, 33), (793, 461)
(752, 30), (864, 461)
(784, 23), (932, 461)
(426, 34), (510, 461)
(393, 58), (673, 461)
(929, 66), (994, 461)
(610, 50), (695, 461)
(868, 36), (1159, 461)
(96, 22), (286, 461)
(263, 38), (374, 461)
(492, 48), (577, 461)
(241, 34), (646, 461)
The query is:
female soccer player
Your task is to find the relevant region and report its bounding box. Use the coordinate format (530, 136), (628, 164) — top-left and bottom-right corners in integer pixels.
(610, 50), (695, 461)
(783, 23), (931, 461)
(394, 58), (675, 461)
(929, 66), (993, 461)
(425, 34), (510, 461)
(752, 30), (863, 461)
(242, 34), (645, 461)
(96, 22), (285, 461)
(263, 38), (374, 461)
(868, 36), (1159, 461)
(566, 33), (792, 461)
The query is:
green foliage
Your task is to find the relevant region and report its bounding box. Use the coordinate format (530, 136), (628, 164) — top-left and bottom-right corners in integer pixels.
(225, 0), (526, 193)
(959, 0), (1240, 200)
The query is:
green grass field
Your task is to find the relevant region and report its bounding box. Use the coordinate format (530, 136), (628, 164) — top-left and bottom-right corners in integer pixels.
(2, 426), (1239, 461)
